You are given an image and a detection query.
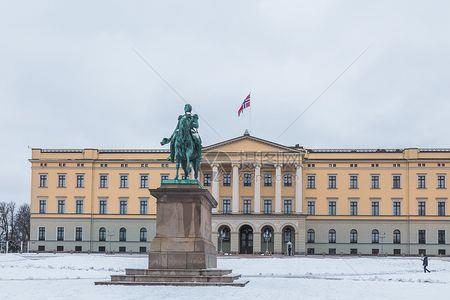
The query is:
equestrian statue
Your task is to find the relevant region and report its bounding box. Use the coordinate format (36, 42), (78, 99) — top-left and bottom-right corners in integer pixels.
(161, 104), (202, 180)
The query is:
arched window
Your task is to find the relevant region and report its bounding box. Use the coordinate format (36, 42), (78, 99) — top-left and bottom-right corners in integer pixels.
(372, 229), (379, 243)
(119, 227), (126, 242)
(328, 229), (336, 243)
(393, 229), (401, 244)
(307, 229), (315, 243)
(350, 229), (358, 243)
(140, 228), (147, 242)
(99, 227), (106, 242)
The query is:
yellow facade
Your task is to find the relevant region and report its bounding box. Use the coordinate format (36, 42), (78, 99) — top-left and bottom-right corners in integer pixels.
(29, 134), (450, 255)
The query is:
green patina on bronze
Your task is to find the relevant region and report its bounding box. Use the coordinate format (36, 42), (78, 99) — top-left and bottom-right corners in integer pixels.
(161, 179), (199, 185)
(161, 104), (202, 180)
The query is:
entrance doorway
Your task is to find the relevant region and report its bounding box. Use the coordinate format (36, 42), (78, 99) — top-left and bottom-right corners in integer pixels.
(260, 225), (274, 254)
(239, 225), (253, 254)
(282, 226), (295, 255)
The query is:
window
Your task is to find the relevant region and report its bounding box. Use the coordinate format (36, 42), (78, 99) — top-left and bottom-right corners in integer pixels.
(243, 199), (251, 214)
(307, 175), (315, 189)
(39, 174), (48, 188)
(393, 201), (401, 216)
(371, 175), (380, 189)
(119, 227), (127, 242)
(38, 227), (45, 241)
(283, 173), (292, 187)
(57, 227), (64, 241)
(99, 227), (106, 241)
(99, 199), (107, 214)
(328, 201), (337, 216)
(284, 199), (292, 214)
(350, 248), (358, 255)
(418, 249), (426, 256)
(307, 229), (315, 243)
(120, 175), (128, 188)
(119, 246), (126, 253)
(222, 199), (231, 214)
(264, 173), (272, 187)
(139, 247), (147, 253)
(371, 201), (380, 216)
(329, 248), (337, 255)
(264, 199), (272, 214)
(393, 229), (401, 244)
(392, 175), (401, 189)
(39, 200), (46, 214)
(438, 249), (446, 255)
(418, 201), (426, 216)
(58, 174), (66, 188)
(75, 227), (82, 241)
(328, 175), (337, 189)
(57, 199), (65, 214)
(438, 201), (446, 216)
(223, 173), (231, 186)
(329, 229), (336, 243)
(140, 199), (148, 214)
(140, 175), (149, 188)
(203, 173), (211, 186)
(307, 201), (315, 215)
(438, 230), (446, 244)
(161, 174), (169, 181)
(75, 246), (82, 252)
(350, 229), (358, 243)
(418, 230), (426, 244)
(99, 174), (108, 188)
(56, 246), (64, 252)
(372, 249), (379, 255)
(119, 200), (127, 215)
(307, 248), (315, 254)
(417, 175), (426, 189)
(75, 199), (83, 214)
(438, 175), (446, 189)
(349, 175), (358, 189)
(140, 228), (147, 242)
(372, 229), (379, 243)
(393, 249), (401, 255)
(243, 173), (252, 187)
(349, 201), (358, 216)
(76, 174), (84, 188)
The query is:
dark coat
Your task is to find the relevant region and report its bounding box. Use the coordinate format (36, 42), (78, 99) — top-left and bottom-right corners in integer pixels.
(423, 256), (429, 266)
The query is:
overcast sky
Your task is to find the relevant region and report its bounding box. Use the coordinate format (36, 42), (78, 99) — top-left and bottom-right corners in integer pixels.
(1, 0), (450, 204)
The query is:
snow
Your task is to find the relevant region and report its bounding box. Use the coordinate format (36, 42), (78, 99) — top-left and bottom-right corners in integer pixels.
(1, 254), (450, 300)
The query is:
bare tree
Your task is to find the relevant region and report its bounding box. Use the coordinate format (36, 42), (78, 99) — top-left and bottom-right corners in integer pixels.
(0, 201), (30, 252)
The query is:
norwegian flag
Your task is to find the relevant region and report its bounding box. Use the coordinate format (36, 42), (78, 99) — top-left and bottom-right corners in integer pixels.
(237, 93), (251, 117)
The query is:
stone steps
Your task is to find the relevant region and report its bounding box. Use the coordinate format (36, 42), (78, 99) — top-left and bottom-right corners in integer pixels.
(125, 268), (232, 276)
(95, 268), (248, 287)
(95, 280), (249, 287)
(111, 274), (241, 283)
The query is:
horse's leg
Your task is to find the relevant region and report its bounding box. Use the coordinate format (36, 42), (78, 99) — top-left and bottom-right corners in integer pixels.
(175, 161), (180, 180)
(186, 148), (193, 177)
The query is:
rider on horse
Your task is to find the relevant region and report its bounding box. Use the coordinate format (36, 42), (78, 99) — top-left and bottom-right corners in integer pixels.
(161, 104), (202, 179)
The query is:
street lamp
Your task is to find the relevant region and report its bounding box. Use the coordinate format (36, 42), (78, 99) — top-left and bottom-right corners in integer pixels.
(108, 230), (115, 254)
(218, 229), (225, 254)
(263, 229), (272, 255)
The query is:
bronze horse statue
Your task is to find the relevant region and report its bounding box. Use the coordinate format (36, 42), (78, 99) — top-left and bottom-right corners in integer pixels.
(161, 104), (202, 180)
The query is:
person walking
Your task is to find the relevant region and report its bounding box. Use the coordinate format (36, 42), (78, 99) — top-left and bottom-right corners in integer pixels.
(287, 241), (293, 256)
(422, 255), (431, 273)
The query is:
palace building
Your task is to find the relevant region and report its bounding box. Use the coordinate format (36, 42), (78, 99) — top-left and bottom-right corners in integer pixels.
(29, 132), (450, 256)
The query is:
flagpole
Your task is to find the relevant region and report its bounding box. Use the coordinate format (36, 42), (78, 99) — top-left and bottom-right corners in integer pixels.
(249, 92), (251, 134)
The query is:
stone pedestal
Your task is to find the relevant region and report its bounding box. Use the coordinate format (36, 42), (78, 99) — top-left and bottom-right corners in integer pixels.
(148, 183), (217, 269)
(95, 181), (248, 287)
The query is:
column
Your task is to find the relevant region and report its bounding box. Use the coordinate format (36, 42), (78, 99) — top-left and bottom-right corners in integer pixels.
(254, 163), (261, 214)
(232, 163), (240, 213)
(275, 164), (282, 213)
(295, 163), (303, 213)
(230, 232), (239, 253)
(211, 164), (219, 213)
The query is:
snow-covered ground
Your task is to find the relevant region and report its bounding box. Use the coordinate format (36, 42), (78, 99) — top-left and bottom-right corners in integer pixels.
(1, 254), (450, 299)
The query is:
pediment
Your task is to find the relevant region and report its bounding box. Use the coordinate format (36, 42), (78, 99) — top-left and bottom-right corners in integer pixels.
(204, 134), (299, 153)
